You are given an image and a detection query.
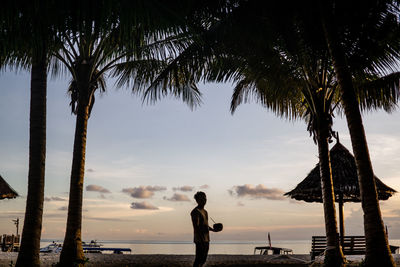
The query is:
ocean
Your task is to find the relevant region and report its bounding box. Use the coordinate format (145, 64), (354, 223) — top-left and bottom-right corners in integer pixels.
(40, 239), (400, 255)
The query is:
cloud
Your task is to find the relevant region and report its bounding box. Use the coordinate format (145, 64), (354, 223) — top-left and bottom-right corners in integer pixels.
(42, 213), (67, 219)
(289, 199), (305, 205)
(0, 211), (25, 219)
(130, 201), (158, 210)
(229, 184), (285, 200)
(173, 186), (194, 192)
(200, 184), (210, 189)
(344, 207), (365, 234)
(83, 216), (136, 222)
(164, 193), (191, 202)
(391, 209), (400, 216)
(87, 168), (95, 172)
(237, 201), (245, 207)
(122, 186), (166, 199)
(86, 184), (111, 193)
(44, 196), (67, 202)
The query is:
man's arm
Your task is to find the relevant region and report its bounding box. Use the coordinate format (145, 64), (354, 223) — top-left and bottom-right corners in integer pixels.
(205, 210), (214, 232)
(191, 210), (200, 231)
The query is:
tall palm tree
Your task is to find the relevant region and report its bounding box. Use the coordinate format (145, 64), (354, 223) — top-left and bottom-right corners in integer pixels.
(231, 54), (347, 266)
(17, 50), (48, 267)
(53, 24), (201, 266)
(1, 3), (55, 266)
(55, 29), (106, 266)
(317, 1), (400, 265)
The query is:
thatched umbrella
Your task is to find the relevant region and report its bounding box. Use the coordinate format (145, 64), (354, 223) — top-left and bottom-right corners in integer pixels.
(0, 175), (18, 199)
(284, 140), (396, 242)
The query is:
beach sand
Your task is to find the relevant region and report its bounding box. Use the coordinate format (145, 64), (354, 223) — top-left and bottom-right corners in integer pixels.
(0, 253), (398, 266)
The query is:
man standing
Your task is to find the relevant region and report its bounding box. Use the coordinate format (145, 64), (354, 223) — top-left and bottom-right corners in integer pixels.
(191, 191), (215, 267)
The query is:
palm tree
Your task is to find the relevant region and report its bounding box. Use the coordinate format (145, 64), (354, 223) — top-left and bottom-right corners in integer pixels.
(17, 50), (48, 267)
(1, 3), (55, 266)
(317, 1), (400, 265)
(232, 55), (347, 266)
(53, 24), (201, 266)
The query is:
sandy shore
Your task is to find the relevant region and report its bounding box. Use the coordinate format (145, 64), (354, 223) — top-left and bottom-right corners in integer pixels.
(0, 253), (399, 266)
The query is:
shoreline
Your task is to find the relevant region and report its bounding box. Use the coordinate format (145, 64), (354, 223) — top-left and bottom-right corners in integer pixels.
(0, 253), (399, 267)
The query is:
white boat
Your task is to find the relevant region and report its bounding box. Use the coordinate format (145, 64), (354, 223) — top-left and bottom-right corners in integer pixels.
(40, 240), (102, 253)
(82, 240), (103, 248)
(82, 240), (103, 253)
(40, 242), (62, 253)
(40, 240), (131, 254)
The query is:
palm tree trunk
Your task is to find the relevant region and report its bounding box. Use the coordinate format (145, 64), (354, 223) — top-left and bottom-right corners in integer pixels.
(59, 100), (89, 267)
(320, 4), (394, 267)
(338, 194), (344, 248)
(317, 124), (345, 267)
(16, 50), (47, 267)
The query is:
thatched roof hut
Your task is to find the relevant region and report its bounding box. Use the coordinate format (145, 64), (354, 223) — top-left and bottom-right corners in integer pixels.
(285, 141), (396, 202)
(0, 175), (18, 199)
(285, 141), (396, 239)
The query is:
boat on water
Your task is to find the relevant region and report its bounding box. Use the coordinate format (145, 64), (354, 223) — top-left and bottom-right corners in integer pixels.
(40, 240), (102, 253)
(40, 240), (131, 254)
(83, 240), (103, 248)
(82, 240), (103, 253)
(40, 242), (62, 253)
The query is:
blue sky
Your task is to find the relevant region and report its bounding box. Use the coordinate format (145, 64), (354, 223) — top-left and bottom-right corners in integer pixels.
(0, 69), (399, 241)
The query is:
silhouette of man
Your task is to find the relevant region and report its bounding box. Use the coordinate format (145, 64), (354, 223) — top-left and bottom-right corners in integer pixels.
(191, 191), (215, 267)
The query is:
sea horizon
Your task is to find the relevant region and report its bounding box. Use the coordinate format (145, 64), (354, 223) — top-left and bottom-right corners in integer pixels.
(40, 238), (400, 255)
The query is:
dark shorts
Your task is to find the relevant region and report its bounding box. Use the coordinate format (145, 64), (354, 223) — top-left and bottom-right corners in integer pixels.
(194, 242), (209, 266)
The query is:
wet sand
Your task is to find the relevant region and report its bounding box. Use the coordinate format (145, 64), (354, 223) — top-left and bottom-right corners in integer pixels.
(0, 253), (310, 266)
(0, 253), (399, 266)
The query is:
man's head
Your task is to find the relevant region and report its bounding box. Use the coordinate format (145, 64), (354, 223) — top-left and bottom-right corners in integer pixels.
(194, 191), (207, 207)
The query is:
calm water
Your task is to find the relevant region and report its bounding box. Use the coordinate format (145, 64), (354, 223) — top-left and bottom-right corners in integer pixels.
(40, 239), (400, 255)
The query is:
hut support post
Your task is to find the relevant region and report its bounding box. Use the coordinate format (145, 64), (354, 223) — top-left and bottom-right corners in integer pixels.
(339, 193), (344, 247)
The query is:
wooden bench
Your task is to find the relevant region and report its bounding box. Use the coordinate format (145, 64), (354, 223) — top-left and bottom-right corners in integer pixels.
(342, 236), (366, 255)
(311, 236), (328, 259)
(311, 236), (399, 260)
(311, 236), (365, 260)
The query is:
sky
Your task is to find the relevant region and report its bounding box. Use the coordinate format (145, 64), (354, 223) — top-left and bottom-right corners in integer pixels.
(0, 69), (400, 242)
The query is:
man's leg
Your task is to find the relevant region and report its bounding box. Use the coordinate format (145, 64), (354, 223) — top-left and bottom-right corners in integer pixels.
(199, 242), (209, 265)
(193, 242), (203, 267)
(194, 242), (209, 267)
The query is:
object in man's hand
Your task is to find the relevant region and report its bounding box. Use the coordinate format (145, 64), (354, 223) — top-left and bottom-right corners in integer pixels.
(213, 223), (223, 232)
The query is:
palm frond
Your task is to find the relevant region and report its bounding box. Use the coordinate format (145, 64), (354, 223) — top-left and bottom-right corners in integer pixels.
(355, 72), (400, 112)
(112, 59), (168, 94)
